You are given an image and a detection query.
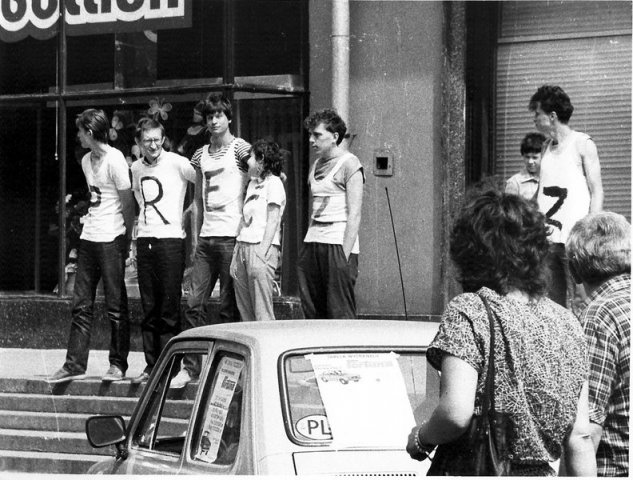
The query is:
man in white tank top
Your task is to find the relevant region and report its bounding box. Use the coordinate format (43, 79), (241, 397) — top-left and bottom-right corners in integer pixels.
(298, 109), (365, 319)
(173, 94), (250, 389)
(47, 109), (135, 384)
(529, 85), (604, 309)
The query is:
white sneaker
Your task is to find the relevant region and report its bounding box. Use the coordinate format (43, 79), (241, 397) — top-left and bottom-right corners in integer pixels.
(170, 369), (192, 389)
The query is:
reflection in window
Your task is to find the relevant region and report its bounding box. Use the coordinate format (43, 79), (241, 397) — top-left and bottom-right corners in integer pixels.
(193, 353), (245, 466)
(133, 352), (207, 456)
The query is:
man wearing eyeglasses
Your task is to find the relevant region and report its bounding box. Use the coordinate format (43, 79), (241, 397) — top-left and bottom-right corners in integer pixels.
(129, 117), (196, 384)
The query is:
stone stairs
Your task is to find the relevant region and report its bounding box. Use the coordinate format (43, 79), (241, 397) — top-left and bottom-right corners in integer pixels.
(0, 377), (144, 474)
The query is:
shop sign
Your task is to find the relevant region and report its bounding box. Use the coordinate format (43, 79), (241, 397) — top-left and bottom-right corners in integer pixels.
(0, 0), (192, 42)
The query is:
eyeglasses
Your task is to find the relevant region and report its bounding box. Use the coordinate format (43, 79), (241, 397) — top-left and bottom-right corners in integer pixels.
(142, 137), (164, 146)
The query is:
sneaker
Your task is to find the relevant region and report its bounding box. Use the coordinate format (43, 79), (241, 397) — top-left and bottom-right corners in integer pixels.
(46, 368), (86, 384)
(131, 370), (151, 384)
(102, 365), (125, 382)
(170, 369), (192, 389)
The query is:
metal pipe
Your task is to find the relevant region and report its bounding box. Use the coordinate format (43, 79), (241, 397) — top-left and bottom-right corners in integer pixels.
(57, 2), (68, 297)
(331, 0), (350, 125)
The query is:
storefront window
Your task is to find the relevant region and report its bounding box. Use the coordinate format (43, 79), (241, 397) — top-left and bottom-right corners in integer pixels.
(0, 0), (308, 297)
(0, 37), (56, 95)
(0, 105), (59, 291)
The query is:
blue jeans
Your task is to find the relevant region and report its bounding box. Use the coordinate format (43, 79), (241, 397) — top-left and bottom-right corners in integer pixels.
(183, 236), (239, 376)
(137, 237), (185, 372)
(64, 235), (129, 375)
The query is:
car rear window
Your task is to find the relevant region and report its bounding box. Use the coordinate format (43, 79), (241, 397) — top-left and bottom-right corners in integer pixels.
(283, 350), (439, 448)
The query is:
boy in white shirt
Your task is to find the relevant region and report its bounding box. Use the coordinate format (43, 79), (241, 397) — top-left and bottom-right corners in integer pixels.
(47, 109), (135, 384)
(505, 132), (545, 201)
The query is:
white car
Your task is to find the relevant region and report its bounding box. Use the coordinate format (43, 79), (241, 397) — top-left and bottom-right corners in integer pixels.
(86, 319), (440, 475)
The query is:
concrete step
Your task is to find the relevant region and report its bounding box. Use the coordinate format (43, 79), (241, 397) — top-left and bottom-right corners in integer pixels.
(0, 428), (115, 456)
(0, 448), (106, 474)
(0, 377), (200, 398)
(0, 392), (140, 416)
(0, 409), (187, 433)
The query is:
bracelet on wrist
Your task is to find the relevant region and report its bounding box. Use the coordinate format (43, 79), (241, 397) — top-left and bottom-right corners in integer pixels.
(414, 426), (435, 458)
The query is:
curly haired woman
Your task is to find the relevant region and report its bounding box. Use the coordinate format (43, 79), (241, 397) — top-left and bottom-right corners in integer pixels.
(406, 190), (595, 476)
(230, 139), (286, 321)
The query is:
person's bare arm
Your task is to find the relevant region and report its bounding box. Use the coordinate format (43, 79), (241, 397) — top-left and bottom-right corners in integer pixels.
(118, 188), (136, 255)
(561, 381), (597, 476)
(342, 171), (363, 260)
(258, 203), (282, 258)
(406, 354), (477, 459)
(190, 169), (204, 259)
(581, 138), (603, 213)
(588, 421), (603, 454)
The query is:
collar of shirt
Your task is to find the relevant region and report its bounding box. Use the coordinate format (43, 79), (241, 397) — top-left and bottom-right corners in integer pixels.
(515, 168), (539, 184)
(587, 273), (631, 303)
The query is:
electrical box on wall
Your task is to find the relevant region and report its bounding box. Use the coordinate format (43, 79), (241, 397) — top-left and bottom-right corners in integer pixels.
(373, 148), (393, 176)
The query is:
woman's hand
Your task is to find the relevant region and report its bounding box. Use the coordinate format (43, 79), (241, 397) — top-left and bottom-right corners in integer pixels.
(406, 425), (434, 462)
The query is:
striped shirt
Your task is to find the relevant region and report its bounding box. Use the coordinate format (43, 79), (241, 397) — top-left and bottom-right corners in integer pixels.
(190, 138), (250, 173)
(580, 273), (630, 477)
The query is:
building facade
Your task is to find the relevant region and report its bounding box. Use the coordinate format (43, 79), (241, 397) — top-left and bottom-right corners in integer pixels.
(0, 1), (630, 325)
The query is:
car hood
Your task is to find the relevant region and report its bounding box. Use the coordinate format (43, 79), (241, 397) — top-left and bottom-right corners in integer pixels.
(292, 450), (430, 475)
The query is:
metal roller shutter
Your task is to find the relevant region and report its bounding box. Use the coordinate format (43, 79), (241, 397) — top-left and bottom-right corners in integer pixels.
(495, 1), (632, 220)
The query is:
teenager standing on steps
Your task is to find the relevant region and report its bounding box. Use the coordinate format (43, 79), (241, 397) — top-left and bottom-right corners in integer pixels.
(130, 118), (196, 384)
(172, 94), (251, 389)
(47, 109), (135, 384)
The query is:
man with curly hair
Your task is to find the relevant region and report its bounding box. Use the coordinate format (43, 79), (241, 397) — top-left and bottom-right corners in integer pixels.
(529, 85), (604, 308)
(567, 212), (630, 477)
(298, 109), (364, 319)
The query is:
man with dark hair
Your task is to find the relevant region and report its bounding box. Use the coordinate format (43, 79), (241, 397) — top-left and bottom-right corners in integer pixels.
(47, 108), (135, 384)
(566, 212), (630, 477)
(505, 132), (546, 201)
(129, 118), (196, 384)
(528, 85), (604, 308)
(298, 108), (364, 319)
(173, 93), (251, 389)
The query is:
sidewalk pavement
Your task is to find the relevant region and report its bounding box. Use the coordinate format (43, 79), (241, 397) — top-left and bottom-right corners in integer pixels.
(0, 348), (146, 380)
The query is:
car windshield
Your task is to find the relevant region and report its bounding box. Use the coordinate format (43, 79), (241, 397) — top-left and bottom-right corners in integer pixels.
(283, 350), (439, 448)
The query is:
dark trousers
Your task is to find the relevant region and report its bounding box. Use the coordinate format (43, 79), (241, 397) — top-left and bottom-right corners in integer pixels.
(183, 236), (239, 376)
(545, 242), (569, 308)
(137, 237), (185, 372)
(297, 242), (358, 319)
(64, 235), (129, 375)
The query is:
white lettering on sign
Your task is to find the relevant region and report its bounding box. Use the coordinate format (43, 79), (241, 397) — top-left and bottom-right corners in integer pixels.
(296, 414), (332, 441)
(0, 0), (190, 42)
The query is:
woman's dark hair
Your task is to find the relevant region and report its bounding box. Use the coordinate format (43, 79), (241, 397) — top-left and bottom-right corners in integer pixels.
(75, 108), (109, 143)
(450, 189), (549, 297)
(251, 139), (283, 178)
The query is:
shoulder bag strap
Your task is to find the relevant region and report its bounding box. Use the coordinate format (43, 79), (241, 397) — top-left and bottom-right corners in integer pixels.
(479, 294), (496, 420)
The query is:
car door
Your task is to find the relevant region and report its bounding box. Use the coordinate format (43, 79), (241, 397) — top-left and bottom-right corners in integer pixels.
(109, 341), (212, 474)
(179, 341), (254, 475)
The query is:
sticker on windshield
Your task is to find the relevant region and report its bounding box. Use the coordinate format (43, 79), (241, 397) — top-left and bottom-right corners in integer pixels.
(296, 414), (332, 440)
(306, 352), (415, 449)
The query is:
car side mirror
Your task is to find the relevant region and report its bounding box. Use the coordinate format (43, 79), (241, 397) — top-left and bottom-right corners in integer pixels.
(86, 415), (127, 448)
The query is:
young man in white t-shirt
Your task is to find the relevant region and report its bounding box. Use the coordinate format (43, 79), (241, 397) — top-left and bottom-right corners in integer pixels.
(174, 94), (250, 388)
(129, 118), (196, 384)
(298, 109), (364, 319)
(47, 109), (135, 384)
